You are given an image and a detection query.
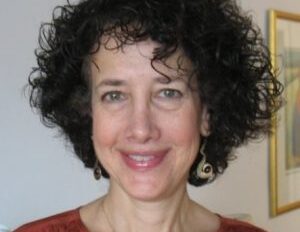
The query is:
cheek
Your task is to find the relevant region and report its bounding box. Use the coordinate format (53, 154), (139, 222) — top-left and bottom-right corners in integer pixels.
(92, 109), (119, 151)
(165, 108), (200, 147)
(164, 110), (200, 174)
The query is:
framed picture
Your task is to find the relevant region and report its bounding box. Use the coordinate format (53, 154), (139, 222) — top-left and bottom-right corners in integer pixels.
(269, 9), (300, 216)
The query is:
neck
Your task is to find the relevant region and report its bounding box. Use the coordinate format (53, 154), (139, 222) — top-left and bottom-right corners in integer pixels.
(101, 183), (193, 232)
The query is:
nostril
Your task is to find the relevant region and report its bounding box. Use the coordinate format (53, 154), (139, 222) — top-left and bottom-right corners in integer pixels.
(126, 109), (160, 143)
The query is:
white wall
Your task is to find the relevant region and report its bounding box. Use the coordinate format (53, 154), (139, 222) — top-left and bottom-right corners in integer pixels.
(0, 0), (299, 231)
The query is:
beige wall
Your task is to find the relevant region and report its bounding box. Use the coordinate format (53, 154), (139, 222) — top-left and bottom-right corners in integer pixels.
(0, 0), (299, 231)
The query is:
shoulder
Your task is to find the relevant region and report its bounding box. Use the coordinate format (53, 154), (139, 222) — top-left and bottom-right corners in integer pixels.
(13, 208), (87, 232)
(218, 216), (268, 232)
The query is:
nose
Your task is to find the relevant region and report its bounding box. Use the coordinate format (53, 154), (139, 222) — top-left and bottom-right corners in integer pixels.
(125, 99), (160, 143)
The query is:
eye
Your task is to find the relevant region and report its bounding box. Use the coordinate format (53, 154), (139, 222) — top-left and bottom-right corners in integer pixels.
(158, 89), (183, 99)
(101, 91), (126, 103)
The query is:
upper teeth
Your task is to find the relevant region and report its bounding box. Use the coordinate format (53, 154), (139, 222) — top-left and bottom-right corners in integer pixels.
(129, 155), (155, 162)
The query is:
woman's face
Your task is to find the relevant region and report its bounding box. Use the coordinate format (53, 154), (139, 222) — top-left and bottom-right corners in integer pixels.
(91, 38), (209, 201)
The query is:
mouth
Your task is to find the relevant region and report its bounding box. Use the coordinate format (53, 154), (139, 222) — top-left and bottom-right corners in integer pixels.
(128, 154), (156, 163)
(120, 149), (169, 171)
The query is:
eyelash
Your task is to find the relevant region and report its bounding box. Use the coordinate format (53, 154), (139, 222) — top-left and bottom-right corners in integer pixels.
(101, 91), (126, 103)
(158, 89), (183, 99)
(100, 88), (183, 104)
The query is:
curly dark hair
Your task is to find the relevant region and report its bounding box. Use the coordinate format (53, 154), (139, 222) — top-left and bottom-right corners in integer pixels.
(29, 0), (283, 186)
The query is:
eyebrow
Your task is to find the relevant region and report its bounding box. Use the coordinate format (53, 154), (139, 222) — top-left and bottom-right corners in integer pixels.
(95, 76), (184, 90)
(155, 76), (186, 84)
(96, 79), (126, 88)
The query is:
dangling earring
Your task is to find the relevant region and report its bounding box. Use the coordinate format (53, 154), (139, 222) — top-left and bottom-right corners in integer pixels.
(94, 160), (102, 180)
(196, 140), (214, 179)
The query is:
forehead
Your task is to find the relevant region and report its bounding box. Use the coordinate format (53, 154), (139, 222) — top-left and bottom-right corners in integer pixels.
(90, 36), (193, 78)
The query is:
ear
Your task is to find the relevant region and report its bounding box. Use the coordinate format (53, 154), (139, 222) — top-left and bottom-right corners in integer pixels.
(199, 106), (210, 136)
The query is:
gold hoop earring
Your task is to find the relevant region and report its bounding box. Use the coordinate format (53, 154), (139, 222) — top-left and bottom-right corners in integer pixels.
(196, 140), (214, 179)
(93, 160), (102, 180)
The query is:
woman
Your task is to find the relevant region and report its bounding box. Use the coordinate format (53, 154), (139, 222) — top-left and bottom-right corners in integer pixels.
(15, 0), (282, 231)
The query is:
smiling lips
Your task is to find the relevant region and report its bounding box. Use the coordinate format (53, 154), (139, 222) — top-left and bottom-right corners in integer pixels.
(121, 150), (169, 171)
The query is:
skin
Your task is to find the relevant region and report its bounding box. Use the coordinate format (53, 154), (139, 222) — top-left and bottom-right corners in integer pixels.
(80, 37), (219, 232)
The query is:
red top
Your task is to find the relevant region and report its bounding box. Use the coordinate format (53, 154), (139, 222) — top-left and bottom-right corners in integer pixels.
(14, 208), (267, 232)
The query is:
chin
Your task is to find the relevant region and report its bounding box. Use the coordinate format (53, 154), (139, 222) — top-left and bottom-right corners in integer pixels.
(126, 188), (169, 202)
(120, 174), (181, 202)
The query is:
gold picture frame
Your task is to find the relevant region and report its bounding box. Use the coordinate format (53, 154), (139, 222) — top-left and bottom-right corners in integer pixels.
(269, 9), (300, 216)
